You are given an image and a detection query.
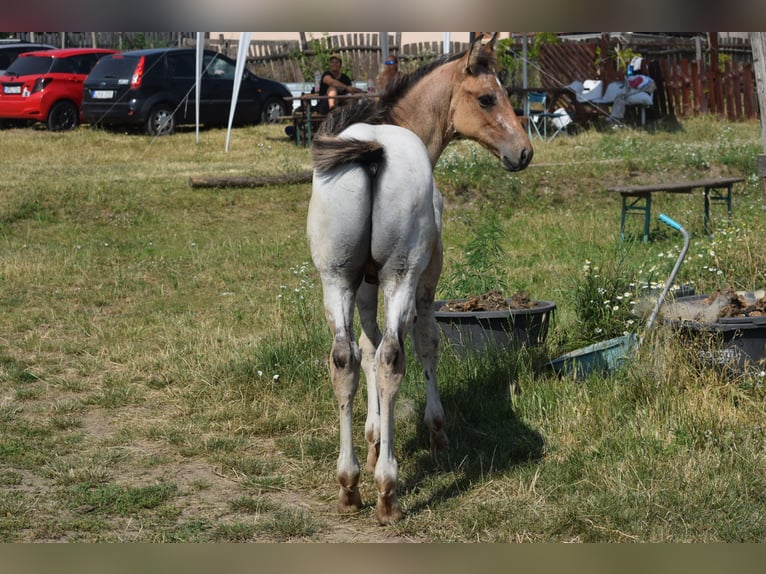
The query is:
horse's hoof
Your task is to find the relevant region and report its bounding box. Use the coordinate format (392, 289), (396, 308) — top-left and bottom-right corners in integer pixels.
(338, 486), (363, 513)
(430, 429), (449, 454)
(375, 496), (403, 525)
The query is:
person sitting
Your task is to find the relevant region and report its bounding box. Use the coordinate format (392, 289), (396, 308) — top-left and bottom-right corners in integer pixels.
(376, 54), (402, 94)
(317, 53), (363, 114)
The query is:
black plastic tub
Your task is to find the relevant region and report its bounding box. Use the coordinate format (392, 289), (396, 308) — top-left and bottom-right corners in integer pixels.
(433, 299), (556, 354)
(663, 294), (766, 371)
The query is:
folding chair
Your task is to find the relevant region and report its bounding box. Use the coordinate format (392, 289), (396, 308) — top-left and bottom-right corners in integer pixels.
(528, 92), (570, 140)
(526, 91), (549, 139)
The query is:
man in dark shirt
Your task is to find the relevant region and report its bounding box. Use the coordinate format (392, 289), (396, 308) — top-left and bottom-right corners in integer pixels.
(317, 53), (363, 113)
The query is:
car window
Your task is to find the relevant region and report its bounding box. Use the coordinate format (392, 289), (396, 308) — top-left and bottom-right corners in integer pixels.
(0, 46), (51, 71)
(51, 57), (76, 74)
(88, 55), (141, 80)
(5, 55), (54, 76)
(167, 53), (195, 78)
(204, 54), (235, 80)
(0, 53), (13, 69)
(68, 55), (89, 75)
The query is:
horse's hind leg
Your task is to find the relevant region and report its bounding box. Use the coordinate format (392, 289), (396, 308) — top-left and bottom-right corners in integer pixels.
(373, 280), (420, 525)
(322, 283), (363, 513)
(357, 280), (382, 473)
(374, 327), (406, 525)
(413, 241), (448, 454)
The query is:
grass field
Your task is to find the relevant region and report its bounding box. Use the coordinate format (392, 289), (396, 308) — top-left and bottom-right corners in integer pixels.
(1, 115), (765, 541)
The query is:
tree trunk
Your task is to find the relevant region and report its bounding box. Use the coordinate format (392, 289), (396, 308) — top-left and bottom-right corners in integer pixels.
(188, 171), (313, 188)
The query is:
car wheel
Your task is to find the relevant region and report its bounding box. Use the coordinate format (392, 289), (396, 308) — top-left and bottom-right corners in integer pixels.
(146, 105), (175, 136)
(47, 101), (79, 131)
(261, 98), (286, 124)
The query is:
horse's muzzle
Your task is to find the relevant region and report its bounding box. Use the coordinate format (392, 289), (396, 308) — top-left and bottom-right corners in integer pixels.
(502, 146), (533, 172)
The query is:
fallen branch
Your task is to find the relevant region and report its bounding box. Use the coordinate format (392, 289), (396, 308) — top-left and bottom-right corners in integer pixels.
(189, 171), (313, 188)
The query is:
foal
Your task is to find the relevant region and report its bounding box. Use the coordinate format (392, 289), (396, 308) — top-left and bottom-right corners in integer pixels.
(307, 33), (532, 524)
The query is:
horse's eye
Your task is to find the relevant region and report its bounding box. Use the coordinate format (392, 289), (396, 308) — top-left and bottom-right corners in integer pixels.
(478, 95), (495, 108)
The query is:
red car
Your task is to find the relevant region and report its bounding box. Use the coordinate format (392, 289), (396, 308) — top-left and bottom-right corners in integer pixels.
(0, 48), (117, 131)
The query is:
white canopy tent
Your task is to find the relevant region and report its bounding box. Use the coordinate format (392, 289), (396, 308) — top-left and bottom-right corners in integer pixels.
(195, 31), (252, 152)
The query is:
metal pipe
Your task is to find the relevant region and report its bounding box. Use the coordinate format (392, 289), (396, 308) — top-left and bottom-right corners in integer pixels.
(638, 213), (690, 348)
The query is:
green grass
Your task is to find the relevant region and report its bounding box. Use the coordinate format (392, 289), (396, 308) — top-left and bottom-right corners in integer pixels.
(0, 117), (764, 541)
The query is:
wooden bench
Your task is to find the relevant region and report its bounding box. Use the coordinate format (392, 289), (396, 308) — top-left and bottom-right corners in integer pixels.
(286, 110), (327, 147)
(284, 92), (377, 147)
(283, 94), (326, 147)
(607, 177), (744, 242)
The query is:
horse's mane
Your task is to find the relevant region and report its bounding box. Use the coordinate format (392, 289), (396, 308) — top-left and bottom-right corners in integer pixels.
(316, 50), (469, 138)
(316, 98), (384, 137)
(379, 52), (462, 107)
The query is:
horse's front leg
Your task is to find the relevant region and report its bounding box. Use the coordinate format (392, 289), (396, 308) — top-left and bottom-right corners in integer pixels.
(357, 280), (382, 473)
(413, 239), (448, 454)
(322, 283), (363, 513)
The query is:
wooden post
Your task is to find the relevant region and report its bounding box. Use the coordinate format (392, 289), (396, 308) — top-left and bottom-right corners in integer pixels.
(600, 33), (610, 84)
(709, 32), (723, 116)
(750, 33), (766, 207)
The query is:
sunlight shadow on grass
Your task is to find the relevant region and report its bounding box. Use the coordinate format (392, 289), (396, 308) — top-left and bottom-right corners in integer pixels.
(400, 346), (546, 515)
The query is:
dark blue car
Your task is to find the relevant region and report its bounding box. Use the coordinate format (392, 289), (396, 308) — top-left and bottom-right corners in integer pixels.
(81, 47), (291, 135)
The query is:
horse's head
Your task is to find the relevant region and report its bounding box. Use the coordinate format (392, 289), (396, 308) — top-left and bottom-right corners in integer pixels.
(450, 33), (533, 172)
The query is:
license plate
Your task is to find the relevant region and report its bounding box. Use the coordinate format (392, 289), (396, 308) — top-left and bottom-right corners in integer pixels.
(91, 90), (114, 99)
(3, 85), (21, 95)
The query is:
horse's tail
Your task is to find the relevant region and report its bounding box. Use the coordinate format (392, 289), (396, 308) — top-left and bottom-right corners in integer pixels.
(311, 135), (384, 173)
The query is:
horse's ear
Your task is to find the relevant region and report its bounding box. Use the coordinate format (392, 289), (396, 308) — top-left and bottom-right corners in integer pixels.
(466, 32), (498, 74)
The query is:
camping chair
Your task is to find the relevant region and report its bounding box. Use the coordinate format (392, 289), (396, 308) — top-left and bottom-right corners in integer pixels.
(527, 91), (570, 140)
(526, 91), (549, 139)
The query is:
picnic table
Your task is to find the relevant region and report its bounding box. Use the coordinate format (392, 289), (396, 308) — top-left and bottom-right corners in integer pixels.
(282, 93), (379, 147)
(607, 177), (744, 242)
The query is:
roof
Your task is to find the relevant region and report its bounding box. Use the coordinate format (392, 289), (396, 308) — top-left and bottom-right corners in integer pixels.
(118, 47), (213, 57)
(0, 42), (55, 50)
(20, 48), (118, 58)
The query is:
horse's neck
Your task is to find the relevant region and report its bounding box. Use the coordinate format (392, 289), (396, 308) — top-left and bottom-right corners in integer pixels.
(389, 65), (456, 166)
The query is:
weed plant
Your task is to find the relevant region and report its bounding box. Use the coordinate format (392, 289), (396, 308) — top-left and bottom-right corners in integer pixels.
(570, 248), (640, 346)
(443, 209), (510, 298)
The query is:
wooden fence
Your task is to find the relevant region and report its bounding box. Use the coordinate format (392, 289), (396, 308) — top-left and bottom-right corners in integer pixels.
(210, 33), (402, 83)
(201, 33), (470, 83)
